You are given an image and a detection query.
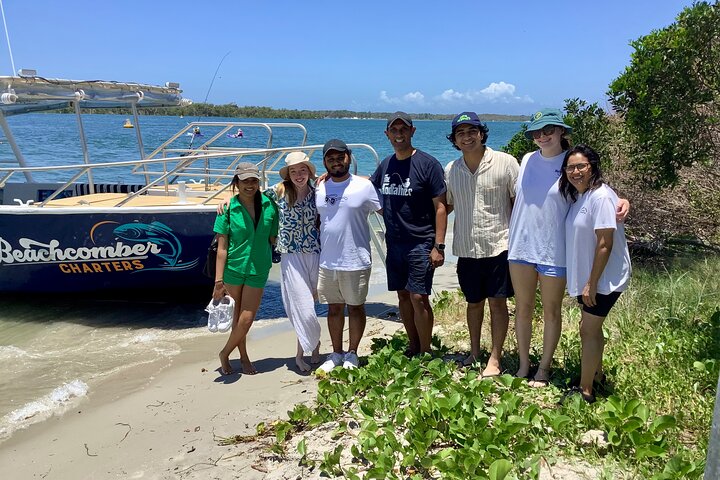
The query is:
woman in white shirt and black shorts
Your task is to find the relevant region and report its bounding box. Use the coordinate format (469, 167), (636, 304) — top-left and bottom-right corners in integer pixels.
(560, 144), (631, 402)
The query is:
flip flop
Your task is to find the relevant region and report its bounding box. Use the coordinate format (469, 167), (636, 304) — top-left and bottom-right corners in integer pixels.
(461, 355), (477, 367)
(529, 366), (551, 388)
(561, 386), (596, 404)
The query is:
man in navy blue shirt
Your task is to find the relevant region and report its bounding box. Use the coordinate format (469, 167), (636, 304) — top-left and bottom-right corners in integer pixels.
(370, 112), (448, 355)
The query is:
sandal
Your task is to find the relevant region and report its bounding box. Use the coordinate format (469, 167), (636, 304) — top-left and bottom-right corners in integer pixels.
(562, 386), (596, 404)
(462, 354), (477, 367)
(529, 366), (551, 388)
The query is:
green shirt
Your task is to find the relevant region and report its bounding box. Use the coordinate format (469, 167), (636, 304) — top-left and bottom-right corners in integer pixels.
(213, 193), (279, 277)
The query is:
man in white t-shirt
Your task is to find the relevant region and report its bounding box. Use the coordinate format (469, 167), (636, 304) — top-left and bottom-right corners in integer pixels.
(445, 112), (519, 376)
(315, 139), (382, 373)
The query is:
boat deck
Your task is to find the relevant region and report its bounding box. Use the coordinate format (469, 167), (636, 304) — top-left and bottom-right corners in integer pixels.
(40, 184), (227, 208)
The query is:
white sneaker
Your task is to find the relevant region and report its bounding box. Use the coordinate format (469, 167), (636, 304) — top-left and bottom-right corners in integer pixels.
(343, 351), (359, 369)
(317, 352), (344, 374)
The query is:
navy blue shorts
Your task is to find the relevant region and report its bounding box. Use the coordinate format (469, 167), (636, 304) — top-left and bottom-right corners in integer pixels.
(457, 251), (514, 303)
(576, 291), (622, 317)
(386, 239), (434, 295)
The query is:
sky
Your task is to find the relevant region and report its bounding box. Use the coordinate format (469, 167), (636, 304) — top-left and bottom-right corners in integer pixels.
(0, 0), (698, 116)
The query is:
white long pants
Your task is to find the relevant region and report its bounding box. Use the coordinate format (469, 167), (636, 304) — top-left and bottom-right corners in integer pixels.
(280, 252), (321, 355)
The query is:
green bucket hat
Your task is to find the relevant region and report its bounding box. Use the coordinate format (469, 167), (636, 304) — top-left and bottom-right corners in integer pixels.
(524, 108), (572, 139)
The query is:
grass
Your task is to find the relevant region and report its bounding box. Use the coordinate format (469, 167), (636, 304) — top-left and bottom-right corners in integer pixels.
(236, 255), (720, 479)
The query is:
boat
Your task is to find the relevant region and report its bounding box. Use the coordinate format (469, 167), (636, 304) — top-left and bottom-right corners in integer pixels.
(0, 74), (381, 294)
(123, 118), (134, 128)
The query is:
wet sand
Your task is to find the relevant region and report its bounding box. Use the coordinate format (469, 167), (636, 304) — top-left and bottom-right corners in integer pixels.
(0, 260), (460, 479)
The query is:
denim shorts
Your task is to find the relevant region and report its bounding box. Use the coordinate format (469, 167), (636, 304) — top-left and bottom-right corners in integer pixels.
(509, 259), (566, 278)
(386, 239), (434, 295)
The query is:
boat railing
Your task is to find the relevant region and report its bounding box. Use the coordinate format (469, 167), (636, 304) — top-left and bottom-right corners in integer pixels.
(0, 143), (381, 208)
(135, 121), (308, 186)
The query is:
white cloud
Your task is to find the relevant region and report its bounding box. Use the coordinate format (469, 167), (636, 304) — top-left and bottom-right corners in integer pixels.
(403, 91), (425, 103)
(439, 89), (464, 101)
(436, 82), (533, 104)
(379, 82), (531, 112)
(379, 90), (425, 105)
(480, 82), (516, 99)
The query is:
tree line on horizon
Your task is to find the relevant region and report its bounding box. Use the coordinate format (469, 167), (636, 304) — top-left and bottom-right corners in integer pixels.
(62, 103), (528, 122)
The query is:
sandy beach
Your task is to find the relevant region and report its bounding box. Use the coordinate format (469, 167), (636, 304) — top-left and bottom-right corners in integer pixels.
(0, 262), (460, 479)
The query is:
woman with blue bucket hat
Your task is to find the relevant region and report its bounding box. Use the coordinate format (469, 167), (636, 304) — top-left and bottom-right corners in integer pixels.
(507, 109), (629, 388)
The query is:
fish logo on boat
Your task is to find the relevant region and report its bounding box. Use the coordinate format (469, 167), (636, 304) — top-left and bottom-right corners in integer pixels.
(112, 221), (182, 267)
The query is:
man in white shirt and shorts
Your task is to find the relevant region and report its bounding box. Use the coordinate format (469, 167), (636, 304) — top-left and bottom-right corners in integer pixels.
(315, 139), (382, 372)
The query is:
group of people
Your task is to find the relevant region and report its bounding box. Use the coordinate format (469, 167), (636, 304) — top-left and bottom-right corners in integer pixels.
(210, 108), (631, 403)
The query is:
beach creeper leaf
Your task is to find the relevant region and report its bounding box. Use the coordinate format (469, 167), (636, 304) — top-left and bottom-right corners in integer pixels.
(360, 402), (376, 418)
(606, 395), (623, 414)
(636, 444), (668, 459)
(636, 403), (650, 423)
(488, 459), (513, 480)
(550, 414), (572, 432)
(623, 399), (642, 417)
(448, 392), (462, 409)
(297, 438), (307, 456)
(650, 415), (677, 435)
(462, 453), (482, 475)
(692, 360), (706, 371)
(621, 417), (644, 433)
(493, 374), (516, 388)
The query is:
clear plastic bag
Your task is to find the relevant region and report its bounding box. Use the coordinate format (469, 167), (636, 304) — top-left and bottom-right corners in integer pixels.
(205, 295), (235, 333)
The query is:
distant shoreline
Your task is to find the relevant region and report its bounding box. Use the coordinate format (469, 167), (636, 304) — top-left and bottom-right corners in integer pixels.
(53, 103), (529, 122)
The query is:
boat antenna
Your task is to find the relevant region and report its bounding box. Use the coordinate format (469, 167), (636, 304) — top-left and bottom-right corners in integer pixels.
(189, 51), (230, 149)
(0, 0), (16, 75)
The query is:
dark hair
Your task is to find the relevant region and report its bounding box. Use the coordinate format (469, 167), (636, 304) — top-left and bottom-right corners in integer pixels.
(446, 123), (490, 151)
(559, 144), (604, 202)
(231, 174), (259, 194)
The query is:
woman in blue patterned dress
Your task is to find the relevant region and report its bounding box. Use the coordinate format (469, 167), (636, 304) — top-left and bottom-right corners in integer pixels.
(266, 152), (322, 372)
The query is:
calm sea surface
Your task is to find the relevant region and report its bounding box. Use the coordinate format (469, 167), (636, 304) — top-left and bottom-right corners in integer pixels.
(0, 114), (523, 443)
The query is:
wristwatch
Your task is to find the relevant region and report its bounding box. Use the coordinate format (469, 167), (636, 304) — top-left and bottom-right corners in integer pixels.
(434, 243), (445, 252)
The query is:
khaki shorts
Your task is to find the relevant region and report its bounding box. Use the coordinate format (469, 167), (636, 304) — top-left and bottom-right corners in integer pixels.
(317, 267), (371, 306)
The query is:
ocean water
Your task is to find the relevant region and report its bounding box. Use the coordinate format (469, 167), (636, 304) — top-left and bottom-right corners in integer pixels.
(1, 113), (524, 180)
(0, 114), (522, 443)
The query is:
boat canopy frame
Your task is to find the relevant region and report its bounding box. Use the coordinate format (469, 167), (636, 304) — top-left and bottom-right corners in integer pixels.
(0, 75), (190, 182)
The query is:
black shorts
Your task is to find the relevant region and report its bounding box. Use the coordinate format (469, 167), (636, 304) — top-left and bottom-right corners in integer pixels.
(386, 239), (434, 295)
(456, 251), (514, 303)
(576, 291), (622, 317)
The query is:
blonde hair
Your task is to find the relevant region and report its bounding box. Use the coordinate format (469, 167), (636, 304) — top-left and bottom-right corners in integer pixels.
(277, 166), (316, 208)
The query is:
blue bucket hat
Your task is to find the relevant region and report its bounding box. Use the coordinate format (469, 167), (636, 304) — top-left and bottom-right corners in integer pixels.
(524, 109), (572, 139)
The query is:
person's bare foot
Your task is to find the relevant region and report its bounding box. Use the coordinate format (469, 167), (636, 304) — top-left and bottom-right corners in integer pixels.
(296, 356), (311, 372)
(241, 359), (257, 375)
(310, 343), (321, 364)
(482, 360), (502, 377)
(219, 352), (233, 375)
